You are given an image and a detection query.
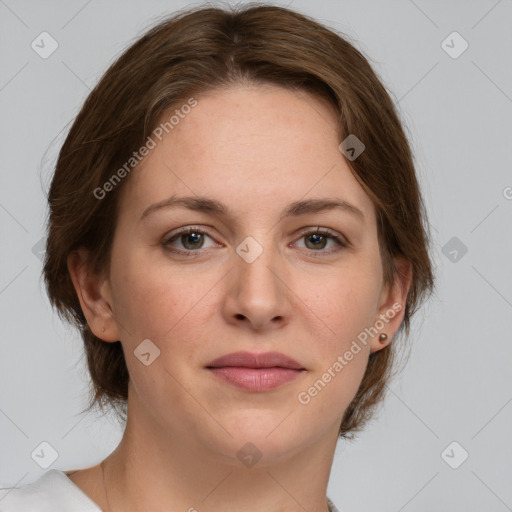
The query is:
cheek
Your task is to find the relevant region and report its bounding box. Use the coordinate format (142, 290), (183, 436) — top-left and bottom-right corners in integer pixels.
(296, 283), (375, 418)
(293, 264), (381, 405)
(109, 259), (216, 405)
(109, 249), (215, 345)
(303, 266), (381, 343)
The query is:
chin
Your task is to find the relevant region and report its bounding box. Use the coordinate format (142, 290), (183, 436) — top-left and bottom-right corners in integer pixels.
(201, 411), (310, 466)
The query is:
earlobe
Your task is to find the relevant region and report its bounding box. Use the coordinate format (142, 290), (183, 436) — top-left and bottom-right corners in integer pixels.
(370, 257), (412, 353)
(67, 248), (119, 342)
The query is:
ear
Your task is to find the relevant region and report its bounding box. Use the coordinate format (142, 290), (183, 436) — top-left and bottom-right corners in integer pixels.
(370, 256), (412, 354)
(67, 248), (120, 342)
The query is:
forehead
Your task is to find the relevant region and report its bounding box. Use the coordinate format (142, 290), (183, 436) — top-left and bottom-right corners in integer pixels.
(119, 85), (375, 223)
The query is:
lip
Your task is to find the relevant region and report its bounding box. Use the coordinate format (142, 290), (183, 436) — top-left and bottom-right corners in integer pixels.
(206, 351), (305, 370)
(206, 351), (306, 392)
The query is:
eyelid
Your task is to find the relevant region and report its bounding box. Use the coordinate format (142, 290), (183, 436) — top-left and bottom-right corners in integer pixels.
(294, 226), (349, 245)
(291, 227), (350, 255)
(163, 225), (218, 246)
(162, 225), (350, 256)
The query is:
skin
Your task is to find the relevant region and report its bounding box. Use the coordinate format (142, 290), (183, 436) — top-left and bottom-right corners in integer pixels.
(67, 84), (411, 512)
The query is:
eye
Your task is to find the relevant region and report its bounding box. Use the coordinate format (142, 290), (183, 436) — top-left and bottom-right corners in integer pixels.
(293, 228), (348, 253)
(162, 226), (349, 257)
(163, 227), (218, 255)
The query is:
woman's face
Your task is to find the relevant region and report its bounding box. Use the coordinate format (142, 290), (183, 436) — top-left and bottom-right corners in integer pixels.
(96, 84), (406, 464)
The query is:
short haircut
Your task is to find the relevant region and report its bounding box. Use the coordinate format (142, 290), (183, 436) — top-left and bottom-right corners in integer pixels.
(43, 4), (435, 439)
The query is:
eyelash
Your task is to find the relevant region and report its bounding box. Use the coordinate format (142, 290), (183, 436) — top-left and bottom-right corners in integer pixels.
(162, 226), (349, 257)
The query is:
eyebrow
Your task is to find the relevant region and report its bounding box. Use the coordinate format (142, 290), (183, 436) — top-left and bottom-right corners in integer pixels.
(140, 195), (365, 222)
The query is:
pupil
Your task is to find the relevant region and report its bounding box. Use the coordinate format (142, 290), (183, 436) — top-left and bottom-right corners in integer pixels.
(183, 232), (203, 249)
(307, 233), (326, 249)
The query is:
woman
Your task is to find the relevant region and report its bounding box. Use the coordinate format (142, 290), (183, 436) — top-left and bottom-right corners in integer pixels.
(0, 3), (434, 511)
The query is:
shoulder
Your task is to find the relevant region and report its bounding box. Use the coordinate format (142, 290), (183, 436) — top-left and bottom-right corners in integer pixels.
(0, 469), (101, 512)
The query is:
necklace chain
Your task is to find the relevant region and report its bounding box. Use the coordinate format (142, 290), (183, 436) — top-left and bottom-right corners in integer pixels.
(101, 460), (114, 512)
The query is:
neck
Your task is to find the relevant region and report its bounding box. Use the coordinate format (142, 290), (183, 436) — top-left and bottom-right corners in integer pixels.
(101, 392), (340, 512)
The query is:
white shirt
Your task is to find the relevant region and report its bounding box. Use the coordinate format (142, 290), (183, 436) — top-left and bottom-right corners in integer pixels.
(0, 469), (341, 511)
(0, 470), (101, 511)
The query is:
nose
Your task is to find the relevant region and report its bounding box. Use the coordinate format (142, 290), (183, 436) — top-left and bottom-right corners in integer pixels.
(222, 236), (292, 332)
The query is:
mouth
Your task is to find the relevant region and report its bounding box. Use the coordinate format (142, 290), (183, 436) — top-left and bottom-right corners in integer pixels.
(205, 351), (306, 392)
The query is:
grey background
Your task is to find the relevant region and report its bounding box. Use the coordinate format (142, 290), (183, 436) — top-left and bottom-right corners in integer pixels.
(1, 0), (511, 510)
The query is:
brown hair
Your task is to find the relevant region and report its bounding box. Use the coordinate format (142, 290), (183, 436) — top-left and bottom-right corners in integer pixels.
(43, 3), (434, 438)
